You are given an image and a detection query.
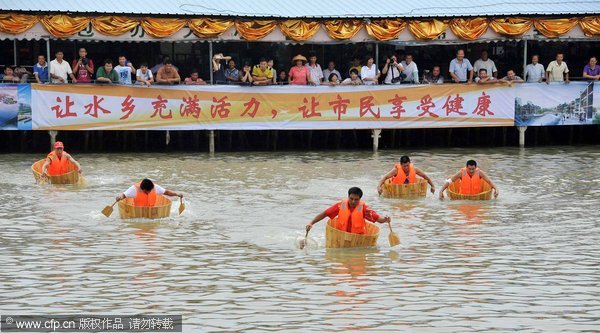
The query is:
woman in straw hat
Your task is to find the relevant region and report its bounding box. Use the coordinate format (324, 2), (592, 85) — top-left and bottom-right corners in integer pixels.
(289, 54), (312, 85)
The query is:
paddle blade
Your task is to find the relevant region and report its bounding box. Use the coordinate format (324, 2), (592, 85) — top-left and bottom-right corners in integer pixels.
(178, 199), (185, 215)
(101, 205), (113, 217)
(388, 232), (400, 247)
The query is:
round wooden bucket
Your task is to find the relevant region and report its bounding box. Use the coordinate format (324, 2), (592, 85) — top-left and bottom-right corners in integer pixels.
(118, 195), (172, 219)
(326, 218), (380, 248)
(31, 159), (80, 184)
(382, 178), (428, 198)
(447, 178), (493, 200)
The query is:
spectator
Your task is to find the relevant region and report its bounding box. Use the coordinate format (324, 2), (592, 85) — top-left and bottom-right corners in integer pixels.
(184, 69), (207, 85)
(240, 63), (253, 85)
(136, 62), (154, 86)
(361, 56), (380, 85)
(500, 69), (524, 85)
(341, 69), (363, 85)
(252, 58), (273, 85)
(50, 51), (76, 84)
(449, 49), (473, 83)
(583, 56), (600, 81)
(212, 53), (231, 84)
(382, 54), (404, 85)
(525, 54), (545, 83)
(268, 59), (277, 84)
(33, 55), (49, 83)
(95, 59), (119, 84)
(113, 55), (135, 85)
(224, 59), (240, 83)
(349, 57), (361, 76)
(546, 53), (569, 84)
(151, 55), (177, 76)
(156, 60), (181, 85)
(71, 48), (94, 84)
(277, 69), (287, 85)
(400, 54), (419, 84)
(322, 61), (341, 82)
(289, 54), (311, 85)
(321, 73), (340, 86)
(473, 50), (498, 79)
(306, 53), (323, 85)
(2, 67), (20, 83)
(14, 66), (31, 83)
(475, 69), (497, 84)
(423, 66), (444, 84)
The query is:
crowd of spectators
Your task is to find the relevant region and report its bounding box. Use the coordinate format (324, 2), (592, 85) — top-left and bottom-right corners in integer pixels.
(1, 47), (598, 86)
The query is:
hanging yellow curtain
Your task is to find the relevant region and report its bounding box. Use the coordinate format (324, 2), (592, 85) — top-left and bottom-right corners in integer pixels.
(279, 20), (320, 41)
(140, 18), (187, 38)
(40, 15), (90, 38)
(534, 17), (579, 38)
(579, 16), (600, 37)
(189, 18), (234, 38)
(235, 20), (277, 40)
(365, 19), (406, 41)
(323, 20), (362, 40)
(489, 17), (532, 36)
(0, 13), (39, 34)
(91, 16), (139, 36)
(407, 19), (448, 40)
(449, 18), (488, 40)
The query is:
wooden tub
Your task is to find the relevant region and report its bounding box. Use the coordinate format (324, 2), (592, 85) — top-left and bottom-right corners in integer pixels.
(447, 178), (493, 200)
(382, 178), (428, 198)
(326, 218), (380, 248)
(118, 195), (172, 219)
(31, 159), (80, 184)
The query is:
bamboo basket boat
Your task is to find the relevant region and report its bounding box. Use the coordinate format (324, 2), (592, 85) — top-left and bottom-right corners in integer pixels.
(118, 195), (172, 219)
(326, 218), (380, 248)
(447, 178), (493, 200)
(382, 178), (428, 198)
(31, 159), (80, 184)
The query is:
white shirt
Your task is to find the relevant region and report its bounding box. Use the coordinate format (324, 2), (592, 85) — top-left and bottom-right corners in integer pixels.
(49, 59), (73, 83)
(136, 69), (153, 81)
(401, 61), (418, 83)
(525, 63), (545, 83)
(474, 59), (497, 77)
(114, 65), (133, 84)
(124, 184), (166, 198)
(546, 61), (569, 82)
(383, 63), (403, 84)
(306, 63), (323, 84)
(322, 68), (341, 82)
(360, 64), (380, 85)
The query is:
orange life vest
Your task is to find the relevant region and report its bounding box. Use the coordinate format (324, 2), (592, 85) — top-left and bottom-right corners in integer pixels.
(133, 181), (157, 207)
(46, 150), (70, 176)
(460, 167), (482, 194)
(391, 163), (416, 184)
(335, 198), (366, 234)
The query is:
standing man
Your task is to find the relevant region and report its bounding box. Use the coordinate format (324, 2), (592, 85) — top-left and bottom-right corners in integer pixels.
(524, 54), (545, 83)
(306, 187), (391, 235)
(50, 51), (77, 84)
(33, 55), (49, 83)
(377, 156), (435, 195)
(449, 49), (473, 84)
(382, 55), (404, 85)
(439, 160), (499, 199)
(116, 179), (183, 207)
(42, 141), (81, 177)
(156, 60), (181, 85)
(546, 53), (570, 84)
(95, 59), (119, 84)
(71, 48), (94, 84)
(582, 56), (600, 81)
(401, 54), (419, 84)
(473, 50), (498, 79)
(251, 58), (273, 85)
(114, 55), (136, 85)
(322, 61), (341, 82)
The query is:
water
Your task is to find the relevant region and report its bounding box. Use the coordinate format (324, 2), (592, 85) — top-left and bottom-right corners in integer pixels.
(1, 148), (599, 332)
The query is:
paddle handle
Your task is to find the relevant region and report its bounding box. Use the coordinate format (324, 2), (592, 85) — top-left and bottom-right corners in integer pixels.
(387, 221), (393, 232)
(111, 200), (118, 207)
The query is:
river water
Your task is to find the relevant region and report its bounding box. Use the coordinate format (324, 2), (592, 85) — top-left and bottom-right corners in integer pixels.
(0, 147), (599, 332)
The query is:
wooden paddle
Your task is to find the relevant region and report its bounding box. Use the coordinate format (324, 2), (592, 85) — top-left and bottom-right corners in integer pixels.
(299, 229), (309, 250)
(178, 197), (185, 215)
(101, 200), (118, 217)
(387, 222), (400, 247)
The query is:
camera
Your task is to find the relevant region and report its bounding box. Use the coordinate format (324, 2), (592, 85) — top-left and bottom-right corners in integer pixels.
(81, 57), (88, 66)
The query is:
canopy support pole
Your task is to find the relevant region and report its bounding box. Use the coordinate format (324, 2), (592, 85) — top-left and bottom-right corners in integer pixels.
(209, 41), (214, 84)
(209, 130), (215, 154)
(13, 40), (17, 66)
(522, 40), (528, 78)
(46, 39), (51, 75)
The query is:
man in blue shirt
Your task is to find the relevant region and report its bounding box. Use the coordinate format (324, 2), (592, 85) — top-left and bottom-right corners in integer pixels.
(33, 55), (49, 83)
(449, 49), (473, 84)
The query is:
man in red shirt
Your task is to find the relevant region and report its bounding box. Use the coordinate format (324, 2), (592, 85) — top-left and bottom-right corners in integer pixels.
(71, 47), (94, 83)
(306, 187), (391, 234)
